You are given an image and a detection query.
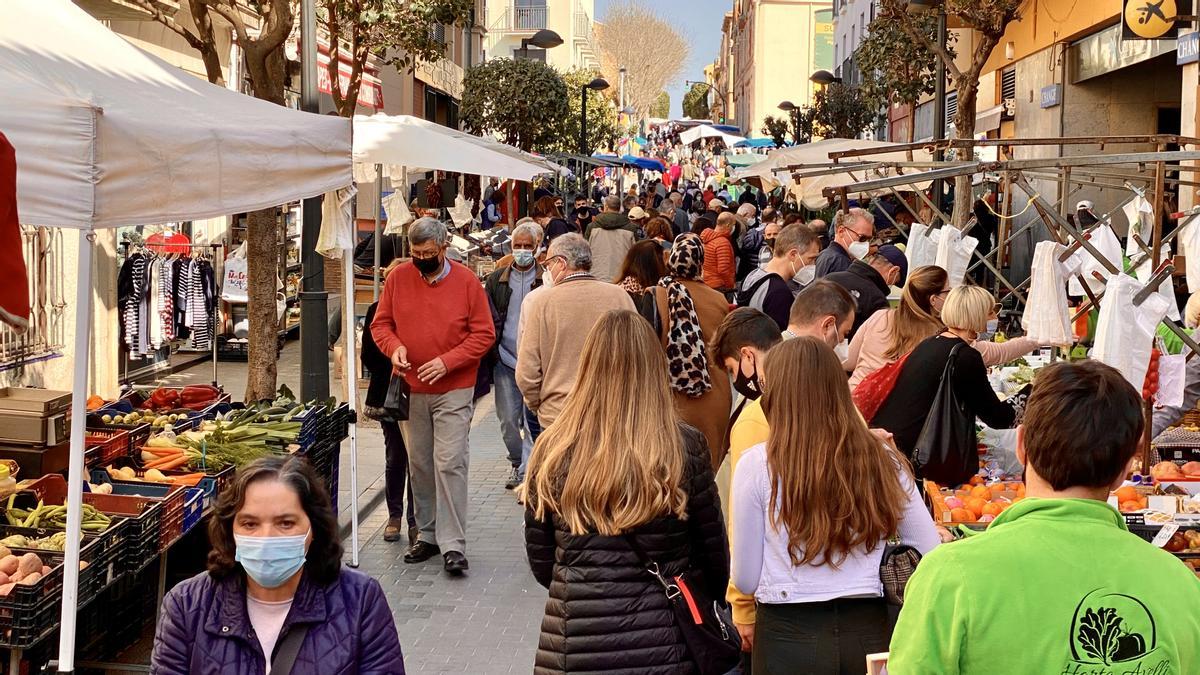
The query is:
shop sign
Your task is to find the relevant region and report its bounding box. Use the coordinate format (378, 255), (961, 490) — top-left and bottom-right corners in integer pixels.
(1122, 0), (1192, 40)
(1040, 84), (1062, 109)
(1178, 31), (1200, 64)
(415, 58), (464, 101)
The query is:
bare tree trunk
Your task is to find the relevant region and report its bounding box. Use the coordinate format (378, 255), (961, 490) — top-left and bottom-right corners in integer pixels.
(951, 75), (980, 229)
(244, 208), (280, 401)
(189, 3), (225, 87)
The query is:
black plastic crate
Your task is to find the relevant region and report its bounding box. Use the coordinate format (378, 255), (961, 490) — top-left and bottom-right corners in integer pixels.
(111, 505), (163, 574)
(0, 538), (115, 649)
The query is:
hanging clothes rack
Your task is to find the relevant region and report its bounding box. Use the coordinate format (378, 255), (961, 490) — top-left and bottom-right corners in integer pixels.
(118, 239), (224, 388)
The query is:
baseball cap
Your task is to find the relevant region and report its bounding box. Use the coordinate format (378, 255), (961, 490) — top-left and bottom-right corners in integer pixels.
(628, 206), (648, 220)
(707, 198), (724, 210)
(877, 244), (908, 287)
(1076, 199), (1095, 211)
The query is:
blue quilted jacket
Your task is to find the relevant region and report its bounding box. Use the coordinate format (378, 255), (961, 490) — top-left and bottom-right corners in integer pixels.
(150, 567), (405, 674)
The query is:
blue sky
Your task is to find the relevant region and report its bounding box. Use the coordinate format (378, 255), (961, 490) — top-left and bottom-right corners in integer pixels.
(594, 0), (729, 118)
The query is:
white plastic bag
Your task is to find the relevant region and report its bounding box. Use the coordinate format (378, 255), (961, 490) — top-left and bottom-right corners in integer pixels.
(1123, 195), (1153, 259)
(1158, 353), (1187, 408)
(1093, 274), (1171, 392)
(448, 191), (475, 229)
(1068, 224), (1122, 296)
(382, 190), (413, 235)
(1022, 241), (1074, 346)
(1133, 242), (1180, 322)
(221, 243), (248, 303)
(905, 223), (941, 271)
(1180, 219), (1200, 294)
(317, 186), (357, 259)
(934, 226), (978, 287)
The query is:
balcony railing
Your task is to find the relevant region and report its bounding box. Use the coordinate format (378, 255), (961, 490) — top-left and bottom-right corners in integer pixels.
(513, 6), (547, 30)
(0, 226), (65, 369)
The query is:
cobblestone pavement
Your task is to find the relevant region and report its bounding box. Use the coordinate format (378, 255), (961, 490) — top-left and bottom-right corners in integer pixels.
(354, 397), (547, 675)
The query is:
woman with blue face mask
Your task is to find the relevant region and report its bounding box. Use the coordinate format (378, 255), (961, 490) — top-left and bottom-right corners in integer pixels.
(151, 456), (406, 674)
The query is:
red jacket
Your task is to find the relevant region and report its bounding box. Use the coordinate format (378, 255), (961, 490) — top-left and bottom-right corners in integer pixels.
(370, 260), (495, 395)
(700, 229), (736, 290)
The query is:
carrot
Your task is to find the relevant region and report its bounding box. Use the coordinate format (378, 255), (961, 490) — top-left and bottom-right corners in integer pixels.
(154, 456), (191, 471)
(144, 453), (184, 469)
(143, 447), (182, 457)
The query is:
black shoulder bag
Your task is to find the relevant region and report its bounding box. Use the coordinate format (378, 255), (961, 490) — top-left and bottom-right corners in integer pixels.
(911, 342), (977, 487)
(623, 534), (741, 675)
(270, 623), (311, 675)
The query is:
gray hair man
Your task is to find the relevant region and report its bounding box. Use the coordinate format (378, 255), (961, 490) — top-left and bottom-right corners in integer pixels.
(816, 207), (875, 278)
(516, 233), (635, 427)
(483, 219), (544, 490)
(369, 217), (495, 575)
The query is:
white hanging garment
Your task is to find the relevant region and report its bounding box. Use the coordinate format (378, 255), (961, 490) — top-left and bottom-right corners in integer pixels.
(317, 185), (357, 259)
(1022, 241), (1076, 346)
(934, 226), (978, 287)
(1132, 242), (1179, 322)
(1067, 224), (1122, 296)
(1123, 195), (1154, 259)
(381, 190), (413, 235)
(1093, 274), (1171, 392)
(1180, 219), (1200, 294)
(905, 223), (941, 271)
(448, 191), (475, 229)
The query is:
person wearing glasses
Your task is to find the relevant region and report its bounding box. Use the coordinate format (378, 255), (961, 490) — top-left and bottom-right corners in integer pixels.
(870, 285), (1019, 465)
(815, 207), (875, 279)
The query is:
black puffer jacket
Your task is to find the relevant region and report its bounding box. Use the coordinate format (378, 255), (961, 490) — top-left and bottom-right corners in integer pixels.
(524, 425), (729, 675)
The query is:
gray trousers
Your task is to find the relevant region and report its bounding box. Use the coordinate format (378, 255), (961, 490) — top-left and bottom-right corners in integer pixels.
(400, 387), (474, 553)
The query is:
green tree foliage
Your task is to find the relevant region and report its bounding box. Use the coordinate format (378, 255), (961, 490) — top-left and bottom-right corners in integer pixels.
(556, 68), (620, 155)
(651, 91), (671, 119)
(319, 0), (473, 117)
(857, 7), (956, 141)
(461, 58), (571, 151)
(813, 84), (876, 139)
(761, 116), (790, 148)
(682, 83), (711, 120)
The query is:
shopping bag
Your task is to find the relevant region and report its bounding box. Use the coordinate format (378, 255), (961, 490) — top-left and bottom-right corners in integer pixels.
(853, 353), (911, 424)
(911, 344), (978, 487)
(383, 374), (410, 422)
(221, 247), (249, 303)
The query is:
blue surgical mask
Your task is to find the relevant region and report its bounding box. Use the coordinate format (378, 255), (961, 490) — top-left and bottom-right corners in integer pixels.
(512, 249), (535, 268)
(235, 531), (309, 589)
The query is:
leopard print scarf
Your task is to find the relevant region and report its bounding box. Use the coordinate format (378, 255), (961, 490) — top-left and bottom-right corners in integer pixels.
(659, 234), (712, 398)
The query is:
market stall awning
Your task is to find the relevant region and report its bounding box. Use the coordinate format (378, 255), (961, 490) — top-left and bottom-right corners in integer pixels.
(725, 152), (768, 168)
(679, 124), (747, 147)
(352, 114), (561, 182)
(735, 138), (777, 149)
(0, 0), (351, 229)
(622, 154), (667, 172)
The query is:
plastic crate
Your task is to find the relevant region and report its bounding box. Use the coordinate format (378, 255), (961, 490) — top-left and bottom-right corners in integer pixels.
(294, 405), (326, 450)
(93, 406), (202, 433)
(90, 457), (232, 510)
(180, 488), (205, 536)
(112, 507), (162, 574)
(83, 427), (133, 468)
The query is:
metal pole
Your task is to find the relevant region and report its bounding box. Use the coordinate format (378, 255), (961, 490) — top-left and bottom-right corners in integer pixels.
(930, 7), (947, 225)
(300, 0), (330, 401)
(373, 164), (382, 301)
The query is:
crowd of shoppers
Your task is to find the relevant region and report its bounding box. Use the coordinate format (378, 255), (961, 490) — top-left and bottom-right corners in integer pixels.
(122, 87), (1200, 675)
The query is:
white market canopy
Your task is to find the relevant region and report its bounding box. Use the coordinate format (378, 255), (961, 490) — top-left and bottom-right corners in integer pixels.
(1, 0), (351, 230)
(679, 123), (746, 147)
(734, 138), (933, 209)
(352, 113), (563, 182)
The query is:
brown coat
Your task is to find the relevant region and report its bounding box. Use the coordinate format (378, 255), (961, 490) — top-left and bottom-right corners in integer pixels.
(653, 280), (732, 469)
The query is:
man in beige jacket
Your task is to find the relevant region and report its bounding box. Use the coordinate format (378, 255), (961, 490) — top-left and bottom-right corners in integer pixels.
(516, 233), (635, 428)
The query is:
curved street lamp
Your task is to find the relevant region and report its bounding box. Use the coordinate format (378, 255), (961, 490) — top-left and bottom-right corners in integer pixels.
(518, 29), (563, 59)
(580, 77), (610, 157)
(809, 70), (841, 86)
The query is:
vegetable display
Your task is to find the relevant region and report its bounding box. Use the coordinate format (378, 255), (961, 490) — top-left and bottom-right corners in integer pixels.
(4, 497), (112, 532)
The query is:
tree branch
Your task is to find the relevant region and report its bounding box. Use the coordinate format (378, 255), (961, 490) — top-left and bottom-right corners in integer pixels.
(890, 8), (962, 82)
(197, 0), (249, 48)
(128, 0), (201, 49)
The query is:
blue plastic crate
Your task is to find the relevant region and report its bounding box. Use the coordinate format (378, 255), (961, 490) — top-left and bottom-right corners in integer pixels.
(180, 488), (205, 535)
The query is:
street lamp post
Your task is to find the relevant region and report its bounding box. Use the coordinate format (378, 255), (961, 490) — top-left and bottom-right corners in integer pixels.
(778, 100), (799, 145)
(516, 29), (563, 60)
(908, 0), (948, 222)
(299, 0), (329, 401)
(580, 77), (610, 157)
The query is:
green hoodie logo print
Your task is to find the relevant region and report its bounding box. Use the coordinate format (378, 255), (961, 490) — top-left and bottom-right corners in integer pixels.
(1067, 589), (1169, 672)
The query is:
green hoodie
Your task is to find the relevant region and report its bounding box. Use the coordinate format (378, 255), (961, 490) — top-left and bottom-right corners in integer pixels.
(889, 498), (1200, 675)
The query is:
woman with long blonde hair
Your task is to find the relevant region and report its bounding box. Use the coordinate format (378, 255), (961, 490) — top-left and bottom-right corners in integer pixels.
(731, 337), (939, 674)
(524, 309), (729, 675)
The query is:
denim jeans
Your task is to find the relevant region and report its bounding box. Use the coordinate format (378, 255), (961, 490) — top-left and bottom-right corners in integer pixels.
(493, 362), (533, 472)
(521, 407), (543, 480)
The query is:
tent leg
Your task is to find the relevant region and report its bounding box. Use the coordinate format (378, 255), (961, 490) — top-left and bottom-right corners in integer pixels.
(57, 228), (94, 673)
(373, 164), (382, 302)
(343, 252), (360, 567)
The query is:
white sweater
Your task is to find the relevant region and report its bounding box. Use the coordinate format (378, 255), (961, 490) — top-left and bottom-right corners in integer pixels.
(730, 443), (941, 604)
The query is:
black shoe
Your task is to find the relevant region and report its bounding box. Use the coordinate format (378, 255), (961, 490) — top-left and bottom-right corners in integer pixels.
(443, 551), (469, 575)
(403, 541), (441, 564)
(383, 517), (405, 543)
(505, 466), (520, 490)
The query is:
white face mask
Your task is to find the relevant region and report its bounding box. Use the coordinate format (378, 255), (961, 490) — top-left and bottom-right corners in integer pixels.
(792, 261), (816, 286)
(834, 339), (850, 361)
(847, 240), (870, 260)
(541, 269), (555, 288)
(986, 319), (999, 334)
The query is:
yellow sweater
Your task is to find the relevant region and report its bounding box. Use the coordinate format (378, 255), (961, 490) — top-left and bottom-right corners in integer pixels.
(725, 399), (769, 625)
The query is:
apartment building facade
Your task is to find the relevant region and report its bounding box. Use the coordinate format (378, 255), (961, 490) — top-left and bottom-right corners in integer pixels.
(484, 0), (600, 71)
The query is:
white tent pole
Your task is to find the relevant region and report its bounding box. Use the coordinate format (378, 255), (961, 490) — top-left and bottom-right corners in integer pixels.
(343, 244), (360, 567)
(57, 228), (94, 672)
(372, 163), (382, 301)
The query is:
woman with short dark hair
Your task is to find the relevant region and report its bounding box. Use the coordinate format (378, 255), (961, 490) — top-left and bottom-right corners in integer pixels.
(151, 456), (405, 673)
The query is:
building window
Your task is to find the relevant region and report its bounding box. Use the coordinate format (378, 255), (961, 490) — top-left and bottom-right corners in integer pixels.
(514, 0), (548, 30)
(514, 46), (546, 62)
(1000, 67), (1017, 102)
(946, 91), (958, 121)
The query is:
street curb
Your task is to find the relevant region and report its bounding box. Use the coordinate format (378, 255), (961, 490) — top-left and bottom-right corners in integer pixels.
(339, 487), (387, 540)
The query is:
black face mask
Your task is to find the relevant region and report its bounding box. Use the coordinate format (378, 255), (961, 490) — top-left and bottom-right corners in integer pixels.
(413, 255), (442, 276)
(732, 357), (762, 401)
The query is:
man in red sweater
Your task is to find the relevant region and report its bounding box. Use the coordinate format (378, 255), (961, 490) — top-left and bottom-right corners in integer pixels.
(371, 218), (495, 575)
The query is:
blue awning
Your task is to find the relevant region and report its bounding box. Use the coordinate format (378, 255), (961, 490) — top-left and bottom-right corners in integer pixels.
(735, 138), (776, 149)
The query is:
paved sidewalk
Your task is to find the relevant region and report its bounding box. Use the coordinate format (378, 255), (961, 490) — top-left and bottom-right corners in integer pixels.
(165, 345), (547, 672)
